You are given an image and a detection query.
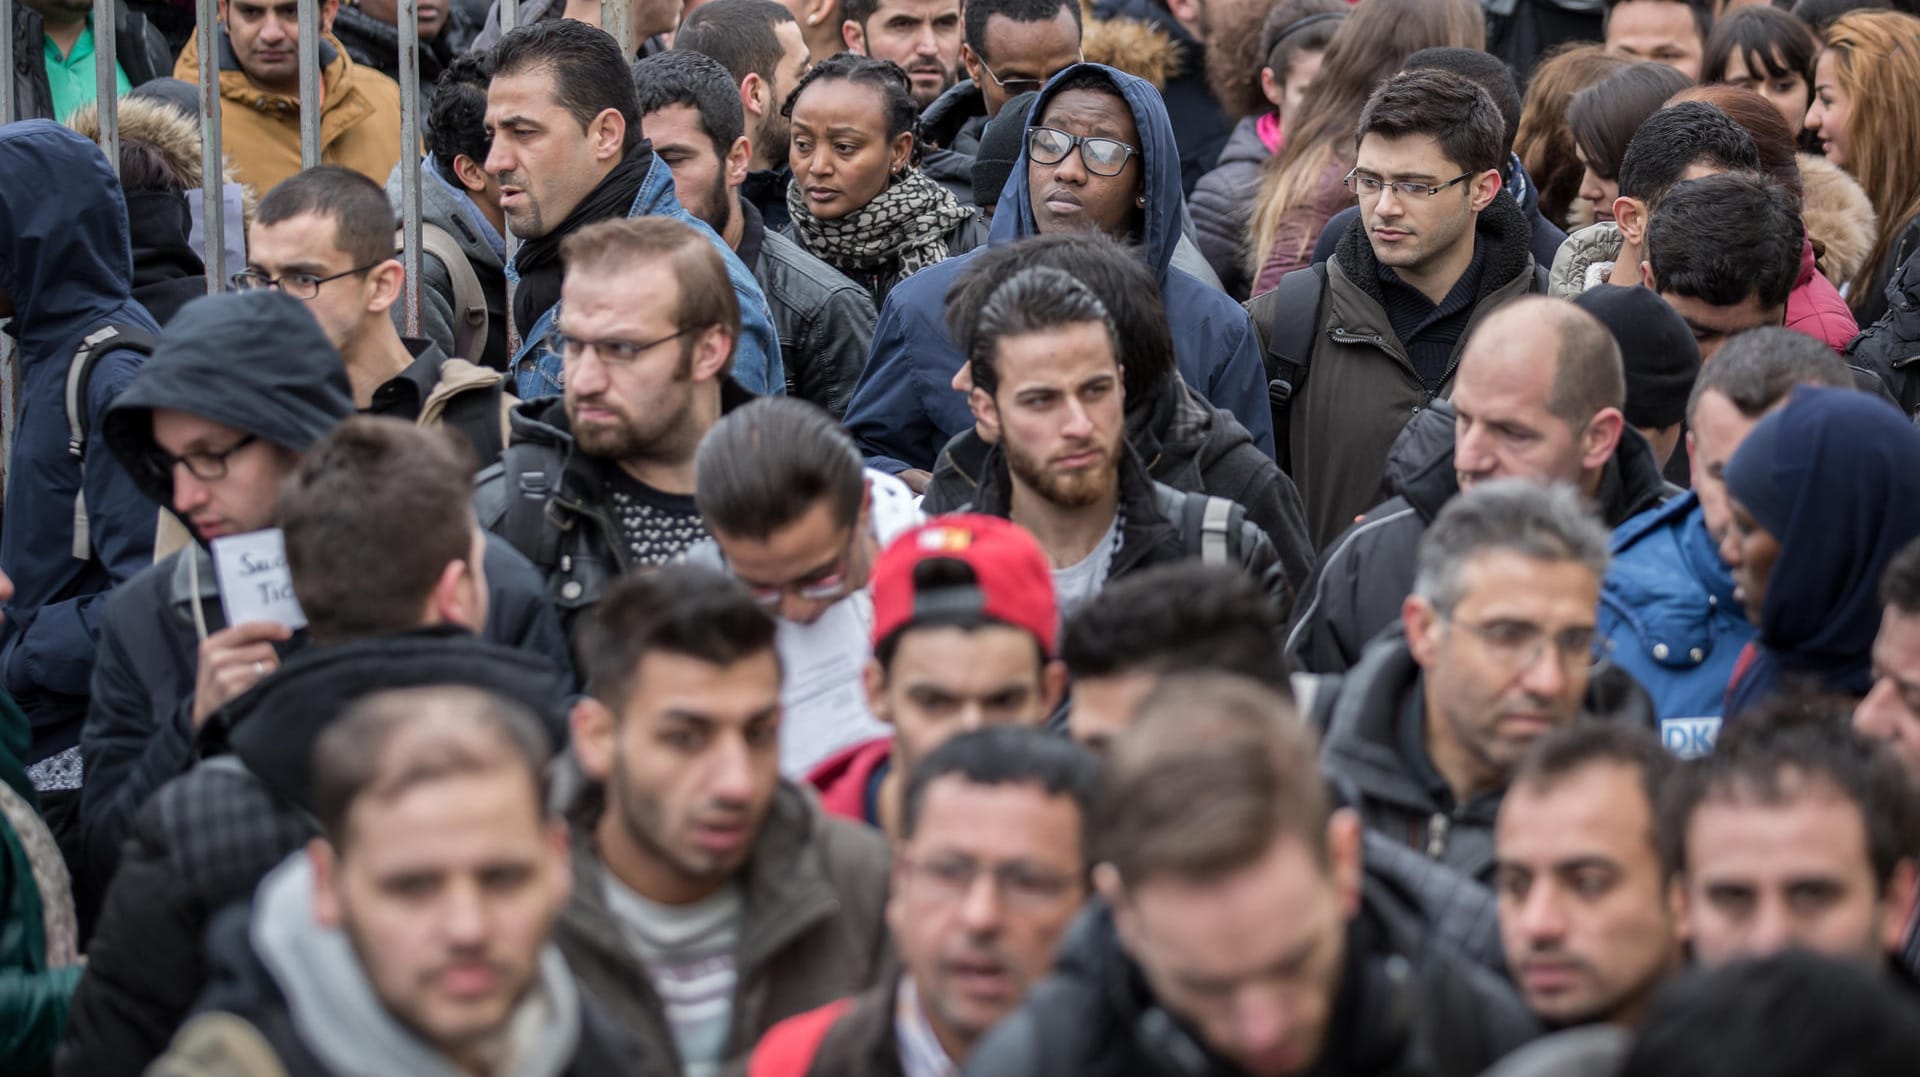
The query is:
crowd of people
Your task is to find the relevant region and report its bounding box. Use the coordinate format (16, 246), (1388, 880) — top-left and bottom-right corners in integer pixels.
(6, 0), (1920, 1073)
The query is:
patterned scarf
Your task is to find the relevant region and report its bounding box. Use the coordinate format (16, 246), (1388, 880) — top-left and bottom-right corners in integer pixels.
(786, 168), (973, 280)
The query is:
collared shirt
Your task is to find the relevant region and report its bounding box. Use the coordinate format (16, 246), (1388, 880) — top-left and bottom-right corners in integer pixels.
(895, 976), (958, 1077)
(43, 18), (132, 124)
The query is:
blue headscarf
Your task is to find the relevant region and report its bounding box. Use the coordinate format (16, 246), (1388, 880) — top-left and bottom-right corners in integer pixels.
(1722, 386), (1920, 714)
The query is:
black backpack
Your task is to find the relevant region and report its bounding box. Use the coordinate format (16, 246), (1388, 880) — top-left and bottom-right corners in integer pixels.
(65, 322), (158, 560)
(1262, 263), (1329, 475)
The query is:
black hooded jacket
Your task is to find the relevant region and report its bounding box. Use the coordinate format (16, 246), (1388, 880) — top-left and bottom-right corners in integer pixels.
(57, 628), (570, 1077)
(123, 188), (207, 327)
(963, 892), (1538, 1077)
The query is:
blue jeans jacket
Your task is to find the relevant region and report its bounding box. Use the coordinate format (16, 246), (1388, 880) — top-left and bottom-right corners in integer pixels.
(507, 153), (784, 399)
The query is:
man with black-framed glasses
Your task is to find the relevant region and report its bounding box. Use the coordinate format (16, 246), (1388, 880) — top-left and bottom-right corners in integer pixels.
(1315, 479), (1651, 889)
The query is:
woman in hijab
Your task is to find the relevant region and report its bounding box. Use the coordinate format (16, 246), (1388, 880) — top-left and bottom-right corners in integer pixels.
(1721, 385), (1920, 716)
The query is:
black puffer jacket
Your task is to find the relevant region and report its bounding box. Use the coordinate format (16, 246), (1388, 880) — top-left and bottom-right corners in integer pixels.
(10, 3), (172, 122)
(1190, 114), (1269, 301)
(739, 200), (877, 418)
(1846, 229), (1920, 421)
(1284, 401), (1675, 675)
(963, 894), (1538, 1076)
(925, 373), (1313, 610)
(330, 2), (456, 122)
(56, 627), (571, 1077)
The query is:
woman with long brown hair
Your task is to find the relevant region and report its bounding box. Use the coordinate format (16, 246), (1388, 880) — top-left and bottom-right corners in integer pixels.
(1513, 45), (1632, 230)
(1245, 0), (1484, 294)
(1806, 10), (1920, 325)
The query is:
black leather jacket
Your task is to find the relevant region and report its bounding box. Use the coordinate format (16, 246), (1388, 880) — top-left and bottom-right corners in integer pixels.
(739, 200), (877, 418)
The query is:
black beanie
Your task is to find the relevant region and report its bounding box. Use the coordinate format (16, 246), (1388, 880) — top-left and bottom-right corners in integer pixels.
(1572, 284), (1701, 430)
(972, 92), (1039, 209)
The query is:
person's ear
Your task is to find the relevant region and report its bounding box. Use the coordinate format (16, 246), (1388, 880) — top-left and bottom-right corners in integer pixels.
(1671, 873), (1695, 949)
(1639, 260), (1657, 289)
(365, 257), (405, 316)
(961, 42), (985, 88)
(217, 0), (231, 26)
(570, 696), (617, 782)
(863, 656), (892, 727)
(1469, 167), (1503, 213)
(889, 130), (914, 176)
(1614, 195), (1648, 247)
(725, 135), (752, 189)
(545, 818), (573, 906)
(690, 325), (733, 382)
(1581, 407), (1626, 473)
(1881, 859), (1920, 957)
(427, 557), (483, 631)
(1258, 66), (1282, 110)
(1327, 807), (1364, 920)
(969, 383), (1002, 441)
(452, 152), (491, 195)
(1041, 658), (1068, 715)
(589, 108), (627, 163)
(308, 837), (342, 927)
(843, 17), (866, 54)
(1402, 593), (1442, 668)
(741, 72), (769, 122)
(319, 0), (339, 35)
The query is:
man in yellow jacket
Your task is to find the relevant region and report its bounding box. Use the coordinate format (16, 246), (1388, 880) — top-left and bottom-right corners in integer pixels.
(174, 0), (403, 196)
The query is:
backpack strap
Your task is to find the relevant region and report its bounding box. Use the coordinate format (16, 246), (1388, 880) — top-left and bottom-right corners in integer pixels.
(1262, 262), (1329, 469)
(402, 223), (489, 360)
(747, 998), (856, 1077)
(1177, 493), (1244, 569)
(66, 323), (158, 560)
(494, 441), (566, 574)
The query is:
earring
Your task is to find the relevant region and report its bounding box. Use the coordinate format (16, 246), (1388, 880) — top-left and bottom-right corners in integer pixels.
(1135, 195), (1146, 208)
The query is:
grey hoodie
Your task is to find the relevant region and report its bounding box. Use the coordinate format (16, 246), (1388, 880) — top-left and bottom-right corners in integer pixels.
(251, 854), (584, 1077)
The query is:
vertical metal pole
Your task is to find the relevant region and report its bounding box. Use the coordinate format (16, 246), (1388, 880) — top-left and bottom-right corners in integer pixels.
(500, 0), (520, 352)
(602, 0), (632, 57)
(93, 0), (118, 169)
(0, 0), (16, 496)
(399, 0), (422, 336)
(198, 0), (227, 292)
(298, 0), (321, 168)
(0, 0), (16, 124)
(500, 0), (517, 30)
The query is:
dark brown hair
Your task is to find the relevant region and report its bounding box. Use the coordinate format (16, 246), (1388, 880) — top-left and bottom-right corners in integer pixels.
(561, 216), (742, 375)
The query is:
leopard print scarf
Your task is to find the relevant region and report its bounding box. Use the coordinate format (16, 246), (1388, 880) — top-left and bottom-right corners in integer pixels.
(786, 168), (973, 280)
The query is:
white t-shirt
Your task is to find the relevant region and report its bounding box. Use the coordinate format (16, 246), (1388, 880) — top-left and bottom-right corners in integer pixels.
(1050, 512), (1120, 619)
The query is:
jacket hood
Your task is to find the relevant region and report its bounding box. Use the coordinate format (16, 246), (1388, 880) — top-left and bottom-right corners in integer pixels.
(103, 290), (355, 510)
(66, 94), (250, 206)
(217, 625), (570, 813)
(252, 854), (583, 1077)
(0, 121), (140, 355)
(989, 63), (1186, 285)
(1798, 152), (1877, 287)
(387, 154), (507, 269)
(1723, 385), (1920, 677)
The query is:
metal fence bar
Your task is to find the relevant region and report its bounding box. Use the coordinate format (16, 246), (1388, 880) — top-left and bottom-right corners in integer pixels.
(399, 0), (422, 336)
(0, 0), (15, 495)
(198, 0), (227, 291)
(93, 0), (118, 172)
(602, 0), (633, 58)
(298, 0), (321, 167)
(500, 0), (519, 352)
(0, 0), (16, 123)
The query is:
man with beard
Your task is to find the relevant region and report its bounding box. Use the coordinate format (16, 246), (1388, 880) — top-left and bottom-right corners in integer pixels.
(676, 0), (815, 230)
(561, 566), (892, 1077)
(484, 19), (782, 400)
(478, 216), (752, 637)
(150, 687), (641, 1074)
(750, 728), (1099, 1075)
(636, 50), (877, 417)
(840, 0), (962, 110)
(949, 264), (1288, 613)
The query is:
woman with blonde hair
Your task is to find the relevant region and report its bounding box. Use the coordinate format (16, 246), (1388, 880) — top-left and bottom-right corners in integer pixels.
(1245, 0), (1484, 294)
(1806, 9), (1920, 325)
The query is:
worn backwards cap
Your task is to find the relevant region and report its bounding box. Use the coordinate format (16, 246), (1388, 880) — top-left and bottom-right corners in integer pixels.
(871, 514), (1058, 656)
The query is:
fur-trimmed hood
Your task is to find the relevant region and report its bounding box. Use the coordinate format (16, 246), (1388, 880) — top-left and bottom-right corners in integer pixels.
(1082, 0), (1181, 89)
(1799, 152), (1877, 289)
(65, 96), (255, 225)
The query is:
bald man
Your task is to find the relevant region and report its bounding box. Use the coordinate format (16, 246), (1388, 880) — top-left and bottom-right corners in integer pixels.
(1286, 296), (1678, 674)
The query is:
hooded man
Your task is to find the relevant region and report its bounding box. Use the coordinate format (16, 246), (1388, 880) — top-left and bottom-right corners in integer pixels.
(843, 63), (1273, 487)
(0, 122), (162, 819)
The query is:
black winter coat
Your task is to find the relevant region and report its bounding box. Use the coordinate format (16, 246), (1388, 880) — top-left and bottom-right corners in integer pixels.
(56, 628), (571, 1077)
(9, 4), (172, 122)
(963, 895), (1539, 1076)
(740, 200), (877, 418)
(1190, 114), (1270, 302)
(1846, 221), (1920, 417)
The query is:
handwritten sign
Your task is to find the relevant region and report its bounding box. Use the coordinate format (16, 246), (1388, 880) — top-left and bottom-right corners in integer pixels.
(211, 528), (307, 630)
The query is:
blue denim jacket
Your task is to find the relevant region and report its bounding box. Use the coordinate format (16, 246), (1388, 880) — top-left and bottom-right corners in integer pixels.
(506, 153), (784, 399)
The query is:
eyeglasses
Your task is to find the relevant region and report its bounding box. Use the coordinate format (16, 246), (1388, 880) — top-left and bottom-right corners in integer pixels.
(1343, 168), (1476, 200)
(144, 433), (259, 483)
(738, 527), (860, 609)
(977, 55), (1079, 97)
(1026, 126), (1140, 178)
(1445, 615), (1597, 674)
(230, 260), (386, 299)
(901, 854), (1081, 909)
(553, 327), (697, 366)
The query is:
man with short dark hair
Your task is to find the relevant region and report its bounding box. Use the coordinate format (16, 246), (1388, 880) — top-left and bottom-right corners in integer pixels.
(61, 416), (572, 1075)
(689, 398), (923, 777)
(1604, 0), (1711, 79)
(917, 0), (1083, 196)
(150, 686), (640, 1074)
(845, 62), (1274, 487)
(675, 0), (814, 230)
(1858, 537), (1920, 782)
(1599, 328), (1854, 742)
(967, 672), (1539, 1075)
(484, 19), (781, 397)
(800, 514), (1063, 834)
(952, 264), (1287, 611)
(841, 0), (962, 108)
(1665, 698), (1920, 969)
(1253, 68), (1546, 549)
(245, 166), (515, 466)
(752, 728), (1099, 1076)
(636, 50), (878, 417)
(562, 565), (892, 1076)
(1317, 480), (1639, 887)
(1287, 296), (1667, 676)
(172, 0), (404, 193)
(1640, 172), (1802, 362)
(1085, 0), (1231, 196)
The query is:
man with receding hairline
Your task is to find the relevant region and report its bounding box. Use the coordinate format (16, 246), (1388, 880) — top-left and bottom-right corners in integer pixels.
(1287, 296), (1673, 675)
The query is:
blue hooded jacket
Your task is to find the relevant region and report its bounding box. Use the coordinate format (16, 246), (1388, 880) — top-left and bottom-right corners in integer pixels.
(505, 149), (785, 400)
(842, 64), (1275, 475)
(1723, 386), (1920, 716)
(0, 121), (161, 757)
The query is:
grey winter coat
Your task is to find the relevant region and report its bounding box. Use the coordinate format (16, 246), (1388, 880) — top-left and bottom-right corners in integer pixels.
(386, 156), (511, 370)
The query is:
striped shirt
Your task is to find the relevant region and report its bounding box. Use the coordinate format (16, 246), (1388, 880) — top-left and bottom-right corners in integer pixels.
(604, 875), (743, 1077)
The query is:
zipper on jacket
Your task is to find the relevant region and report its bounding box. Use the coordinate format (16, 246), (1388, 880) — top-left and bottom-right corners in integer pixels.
(1328, 327), (1430, 392)
(1425, 812), (1451, 860)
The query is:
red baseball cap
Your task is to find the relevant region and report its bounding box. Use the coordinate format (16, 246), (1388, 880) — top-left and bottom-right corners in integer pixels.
(870, 514), (1058, 656)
